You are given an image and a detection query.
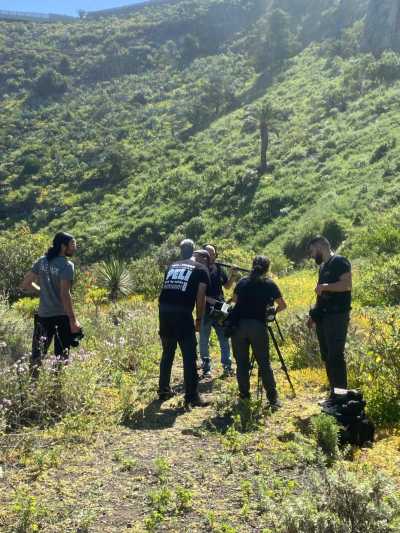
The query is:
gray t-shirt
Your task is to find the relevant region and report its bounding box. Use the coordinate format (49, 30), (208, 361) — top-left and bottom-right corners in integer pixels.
(31, 256), (74, 317)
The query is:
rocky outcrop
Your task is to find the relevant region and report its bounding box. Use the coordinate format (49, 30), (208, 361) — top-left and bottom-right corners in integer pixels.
(363, 0), (400, 54)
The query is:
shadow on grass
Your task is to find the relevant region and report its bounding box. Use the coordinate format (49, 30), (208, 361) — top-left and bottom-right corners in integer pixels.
(123, 398), (188, 430)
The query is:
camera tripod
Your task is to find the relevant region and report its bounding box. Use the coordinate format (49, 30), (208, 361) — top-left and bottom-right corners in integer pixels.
(249, 319), (296, 400)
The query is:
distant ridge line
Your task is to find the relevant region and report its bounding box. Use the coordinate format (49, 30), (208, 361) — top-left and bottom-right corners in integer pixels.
(0, 9), (74, 22)
(0, 1), (174, 23)
(83, 0), (176, 19)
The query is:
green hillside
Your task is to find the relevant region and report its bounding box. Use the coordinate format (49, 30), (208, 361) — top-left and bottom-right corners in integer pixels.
(0, 0), (399, 263)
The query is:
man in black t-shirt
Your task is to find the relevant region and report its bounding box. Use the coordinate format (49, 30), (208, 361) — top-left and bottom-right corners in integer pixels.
(232, 256), (287, 409)
(308, 235), (352, 402)
(199, 244), (238, 378)
(158, 251), (210, 407)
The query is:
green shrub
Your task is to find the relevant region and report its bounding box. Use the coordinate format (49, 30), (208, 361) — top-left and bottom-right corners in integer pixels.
(343, 214), (400, 259)
(0, 226), (48, 302)
(268, 467), (400, 533)
(12, 297), (39, 318)
(347, 309), (400, 426)
(33, 68), (68, 98)
(282, 314), (322, 369)
(0, 296), (31, 362)
(310, 414), (339, 463)
(354, 255), (400, 307)
(130, 257), (164, 300)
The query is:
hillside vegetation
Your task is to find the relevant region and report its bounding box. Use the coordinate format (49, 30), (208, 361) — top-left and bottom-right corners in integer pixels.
(2, 0), (399, 263)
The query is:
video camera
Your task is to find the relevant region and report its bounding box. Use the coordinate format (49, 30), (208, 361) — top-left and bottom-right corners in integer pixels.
(209, 300), (232, 325)
(70, 327), (84, 348)
(265, 306), (277, 323)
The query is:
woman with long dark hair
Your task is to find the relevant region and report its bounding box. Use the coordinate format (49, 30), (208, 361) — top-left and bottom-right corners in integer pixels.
(232, 256), (287, 409)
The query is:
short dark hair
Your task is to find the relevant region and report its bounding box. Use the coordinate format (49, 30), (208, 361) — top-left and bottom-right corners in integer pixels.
(308, 235), (331, 249)
(180, 239), (194, 260)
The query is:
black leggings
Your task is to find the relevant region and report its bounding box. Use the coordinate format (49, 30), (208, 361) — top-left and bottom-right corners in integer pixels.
(31, 315), (71, 372)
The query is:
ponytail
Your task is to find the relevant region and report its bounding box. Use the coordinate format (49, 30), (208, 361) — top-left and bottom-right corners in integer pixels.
(45, 232), (74, 262)
(250, 255), (270, 281)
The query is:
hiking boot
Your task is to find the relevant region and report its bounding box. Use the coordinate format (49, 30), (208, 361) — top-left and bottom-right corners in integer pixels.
(158, 388), (175, 401)
(185, 395), (210, 408)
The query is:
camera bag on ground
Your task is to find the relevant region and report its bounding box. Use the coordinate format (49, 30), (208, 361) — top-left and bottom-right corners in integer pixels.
(322, 388), (375, 446)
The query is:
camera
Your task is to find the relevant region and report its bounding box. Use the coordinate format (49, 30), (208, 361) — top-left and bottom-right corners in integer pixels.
(70, 328), (84, 347)
(209, 300), (232, 325)
(265, 306), (276, 323)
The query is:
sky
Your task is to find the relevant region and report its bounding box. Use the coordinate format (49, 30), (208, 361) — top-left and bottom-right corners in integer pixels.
(0, 0), (147, 16)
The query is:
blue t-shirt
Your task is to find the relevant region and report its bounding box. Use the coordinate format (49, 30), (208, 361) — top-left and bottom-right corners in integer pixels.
(32, 256), (74, 317)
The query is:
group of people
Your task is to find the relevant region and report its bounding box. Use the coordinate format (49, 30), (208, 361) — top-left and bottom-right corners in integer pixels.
(21, 232), (352, 411)
(157, 235), (352, 409)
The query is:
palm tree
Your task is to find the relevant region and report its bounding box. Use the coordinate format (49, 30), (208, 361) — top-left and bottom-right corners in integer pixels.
(96, 258), (133, 302)
(258, 102), (279, 174)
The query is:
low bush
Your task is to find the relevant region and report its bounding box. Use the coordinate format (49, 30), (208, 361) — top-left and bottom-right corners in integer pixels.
(0, 296), (31, 362)
(130, 256), (164, 300)
(310, 414), (339, 463)
(282, 314), (321, 369)
(0, 226), (47, 302)
(268, 467), (400, 533)
(347, 309), (400, 426)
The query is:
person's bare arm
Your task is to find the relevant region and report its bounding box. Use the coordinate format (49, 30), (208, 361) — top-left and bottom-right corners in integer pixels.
(195, 282), (207, 332)
(316, 271), (352, 296)
(275, 296), (287, 313)
(224, 268), (239, 290)
(20, 272), (40, 295)
(60, 279), (80, 332)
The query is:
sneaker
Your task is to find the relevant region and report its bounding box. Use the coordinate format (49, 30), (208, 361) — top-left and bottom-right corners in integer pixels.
(158, 388), (175, 401)
(269, 399), (282, 412)
(185, 395), (210, 408)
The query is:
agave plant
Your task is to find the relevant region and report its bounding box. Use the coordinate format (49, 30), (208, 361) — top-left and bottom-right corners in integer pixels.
(95, 258), (133, 302)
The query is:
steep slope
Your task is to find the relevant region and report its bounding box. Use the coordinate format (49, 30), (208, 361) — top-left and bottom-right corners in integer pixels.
(1, 0), (399, 262)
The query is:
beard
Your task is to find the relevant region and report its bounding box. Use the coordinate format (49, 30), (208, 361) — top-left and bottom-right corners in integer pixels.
(314, 253), (324, 265)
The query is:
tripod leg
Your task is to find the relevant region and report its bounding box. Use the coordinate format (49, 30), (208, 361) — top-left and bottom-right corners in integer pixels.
(268, 327), (296, 397)
(274, 319), (284, 342)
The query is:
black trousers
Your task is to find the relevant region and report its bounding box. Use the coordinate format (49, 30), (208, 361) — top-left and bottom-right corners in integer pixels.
(31, 314), (71, 372)
(315, 312), (350, 392)
(231, 319), (277, 402)
(158, 307), (198, 402)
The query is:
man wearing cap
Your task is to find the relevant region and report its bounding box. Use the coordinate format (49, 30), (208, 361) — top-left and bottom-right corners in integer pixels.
(158, 249), (210, 407)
